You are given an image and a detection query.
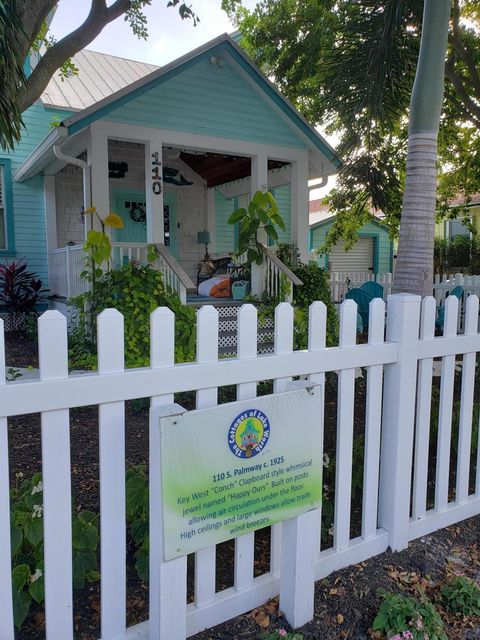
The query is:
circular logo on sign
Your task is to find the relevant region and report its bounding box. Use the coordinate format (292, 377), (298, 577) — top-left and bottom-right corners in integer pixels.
(228, 409), (270, 458)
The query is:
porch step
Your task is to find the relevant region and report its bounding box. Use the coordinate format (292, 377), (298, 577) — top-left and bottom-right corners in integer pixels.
(216, 303), (274, 356)
(219, 342), (275, 358)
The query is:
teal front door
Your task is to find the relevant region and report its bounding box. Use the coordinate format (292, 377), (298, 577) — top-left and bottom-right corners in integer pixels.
(114, 191), (177, 257)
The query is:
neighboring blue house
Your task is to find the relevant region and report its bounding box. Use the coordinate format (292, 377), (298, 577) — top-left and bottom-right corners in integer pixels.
(2, 34), (340, 302)
(309, 200), (394, 274)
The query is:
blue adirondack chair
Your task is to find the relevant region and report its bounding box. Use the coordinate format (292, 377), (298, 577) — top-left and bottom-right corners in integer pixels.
(361, 280), (384, 300)
(436, 285), (464, 330)
(345, 288), (374, 330)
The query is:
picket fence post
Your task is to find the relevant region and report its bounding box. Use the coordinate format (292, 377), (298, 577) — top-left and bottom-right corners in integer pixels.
(149, 308), (187, 640)
(378, 293), (421, 551)
(0, 319), (14, 639)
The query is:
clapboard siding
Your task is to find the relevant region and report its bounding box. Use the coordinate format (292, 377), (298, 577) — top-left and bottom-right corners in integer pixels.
(0, 104), (74, 283)
(215, 191), (236, 254)
(311, 219), (393, 273)
(103, 56), (307, 149)
(271, 184), (291, 245)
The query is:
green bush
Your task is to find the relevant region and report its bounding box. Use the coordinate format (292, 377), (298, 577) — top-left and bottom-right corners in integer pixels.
(373, 590), (447, 640)
(69, 261), (196, 369)
(276, 243), (338, 347)
(440, 576), (480, 616)
(10, 466), (151, 629)
(10, 473), (99, 628)
(126, 465), (149, 582)
(434, 234), (480, 274)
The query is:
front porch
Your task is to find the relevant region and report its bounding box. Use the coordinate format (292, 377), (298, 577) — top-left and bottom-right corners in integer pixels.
(44, 122), (311, 304)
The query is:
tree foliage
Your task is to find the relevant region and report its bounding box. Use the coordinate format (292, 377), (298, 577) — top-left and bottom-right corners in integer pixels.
(0, 0), (199, 150)
(224, 0), (480, 243)
(0, 1), (26, 149)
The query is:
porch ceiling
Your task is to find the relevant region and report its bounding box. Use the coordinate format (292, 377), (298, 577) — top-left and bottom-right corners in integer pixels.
(179, 152), (288, 188)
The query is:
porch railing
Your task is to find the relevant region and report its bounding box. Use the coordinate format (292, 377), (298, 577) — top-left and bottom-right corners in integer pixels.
(262, 246), (303, 302)
(48, 245), (89, 299)
(48, 243), (196, 304)
(149, 243), (196, 304)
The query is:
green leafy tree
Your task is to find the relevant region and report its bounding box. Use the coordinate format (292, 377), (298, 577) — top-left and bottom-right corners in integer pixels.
(225, 0), (480, 293)
(0, 0), (198, 150)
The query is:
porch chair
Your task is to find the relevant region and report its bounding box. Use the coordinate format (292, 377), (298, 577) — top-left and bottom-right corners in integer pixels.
(345, 288), (374, 331)
(360, 280), (384, 300)
(435, 285), (464, 330)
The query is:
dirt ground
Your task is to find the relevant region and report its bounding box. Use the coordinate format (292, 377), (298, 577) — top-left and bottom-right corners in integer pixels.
(189, 515), (480, 640)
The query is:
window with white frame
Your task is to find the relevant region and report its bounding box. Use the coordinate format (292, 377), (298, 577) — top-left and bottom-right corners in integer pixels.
(446, 217), (470, 239)
(0, 165), (6, 249)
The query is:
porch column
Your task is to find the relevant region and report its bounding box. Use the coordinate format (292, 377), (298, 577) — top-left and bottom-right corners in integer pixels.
(250, 154), (268, 296)
(145, 133), (164, 244)
(44, 175), (57, 250)
(206, 188), (216, 255)
(88, 123), (109, 237)
(251, 154), (268, 247)
(291, 156), (310, 262)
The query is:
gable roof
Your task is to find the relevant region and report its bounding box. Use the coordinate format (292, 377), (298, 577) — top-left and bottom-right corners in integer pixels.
(310, 213), (389, 232)
(59, 34), (340, 168)
(16, 34), (340, 182)
(41, 50), (158, 112)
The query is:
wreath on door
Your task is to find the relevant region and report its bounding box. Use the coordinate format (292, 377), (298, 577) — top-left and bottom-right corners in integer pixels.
(130, 203), (146, 223)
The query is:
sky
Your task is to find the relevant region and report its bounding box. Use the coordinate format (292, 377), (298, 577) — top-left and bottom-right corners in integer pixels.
(49, 0), (257, 66)
(49, 0), (336, 199)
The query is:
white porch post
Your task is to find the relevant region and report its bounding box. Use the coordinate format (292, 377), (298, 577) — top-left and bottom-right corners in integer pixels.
(291, 155), (310, 262)
(88, 123), (109, 237)
(44, 175), (57, 250)
(251, 154), (268, 296)
(145, 133), (164, 244)
(206, 188), (216, 255)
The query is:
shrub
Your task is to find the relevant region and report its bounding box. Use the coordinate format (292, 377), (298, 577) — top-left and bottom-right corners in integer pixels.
(69, 261), (196, 369)
(373, 590), (447, 640)
(10, 472), (99, 628)
(440, 576), (480, 616)
(434, 234), (480, 274)
(0, 260), (47, 315)
(276, 243), (338, 347)
(125, 464), (149, 582)
(10, 466), (151, 628)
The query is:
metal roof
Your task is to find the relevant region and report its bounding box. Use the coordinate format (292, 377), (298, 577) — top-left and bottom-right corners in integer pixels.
(40, 49), (158, 111)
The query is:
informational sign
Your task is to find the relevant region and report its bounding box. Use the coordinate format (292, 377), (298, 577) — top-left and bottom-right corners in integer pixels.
(159, 385), (323, 560)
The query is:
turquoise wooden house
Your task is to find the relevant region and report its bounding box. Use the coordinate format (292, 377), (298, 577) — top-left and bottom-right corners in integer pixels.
(2, 34), (340, 305)
(310, 214), (394, 274)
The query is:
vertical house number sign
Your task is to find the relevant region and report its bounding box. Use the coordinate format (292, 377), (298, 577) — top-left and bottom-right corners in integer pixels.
(151, 151), (162, 195)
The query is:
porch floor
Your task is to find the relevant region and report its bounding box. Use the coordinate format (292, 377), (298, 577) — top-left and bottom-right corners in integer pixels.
(186, 294), (246, 307)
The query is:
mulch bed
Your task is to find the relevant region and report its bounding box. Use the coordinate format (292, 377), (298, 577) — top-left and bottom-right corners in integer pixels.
(4, 331), (480, 639)
(191, 515), (480, 640)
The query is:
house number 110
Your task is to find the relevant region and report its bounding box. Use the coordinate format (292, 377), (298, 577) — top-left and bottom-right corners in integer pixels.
(151, 152), (162, 195)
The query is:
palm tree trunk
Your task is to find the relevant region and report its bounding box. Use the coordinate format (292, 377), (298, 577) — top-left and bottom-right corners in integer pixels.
(393, 0), (451, 297)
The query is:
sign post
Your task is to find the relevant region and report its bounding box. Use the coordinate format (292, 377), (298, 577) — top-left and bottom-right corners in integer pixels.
(149, 385), (323, 638)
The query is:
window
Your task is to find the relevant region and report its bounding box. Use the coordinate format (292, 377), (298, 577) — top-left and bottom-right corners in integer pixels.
(0, 160), (14, 253)
(446, 218), (470, 240)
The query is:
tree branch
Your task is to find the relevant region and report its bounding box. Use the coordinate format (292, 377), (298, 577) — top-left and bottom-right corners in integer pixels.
(445, 59), (480, 125)
(450, 33), (480, 99)
(18, 0), (132, 112)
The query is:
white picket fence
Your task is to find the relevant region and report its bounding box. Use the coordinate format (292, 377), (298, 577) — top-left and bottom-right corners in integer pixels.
(1, 294), (480, 639)
(329, 272), (393, 302)
(433, 273), (480, 304)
